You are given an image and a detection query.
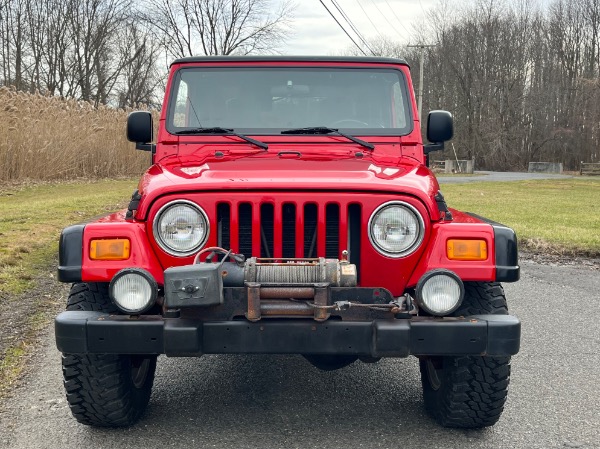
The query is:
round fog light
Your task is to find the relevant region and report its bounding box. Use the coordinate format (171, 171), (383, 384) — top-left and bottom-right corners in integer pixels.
(416, 269), (464, 316)
(109, 268), (157, 314)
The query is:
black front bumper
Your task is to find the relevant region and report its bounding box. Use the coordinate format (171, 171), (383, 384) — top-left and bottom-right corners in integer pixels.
(55, 312), (520, 357)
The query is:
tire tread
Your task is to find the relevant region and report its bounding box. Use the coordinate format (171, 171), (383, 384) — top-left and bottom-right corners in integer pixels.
(62, 283), (155, 427)
(420, 282), (512, 428)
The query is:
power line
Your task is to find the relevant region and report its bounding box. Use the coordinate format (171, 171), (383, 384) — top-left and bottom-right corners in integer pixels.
(383, 0), (403, 23)
(367, 0), (404, 40)
(383, 0), (413, 39)
(318, 0), (368, 55)
(355, 0), (386, 42)
(331, 0), (371, 50)
(330, 0), (376, 55)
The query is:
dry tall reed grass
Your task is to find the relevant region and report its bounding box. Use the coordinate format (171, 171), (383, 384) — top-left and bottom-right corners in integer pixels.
(0, 87), (154, 182)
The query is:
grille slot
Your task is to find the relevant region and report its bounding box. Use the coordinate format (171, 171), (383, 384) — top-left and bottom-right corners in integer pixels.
(303, 204), (318, 258)
(282, 203), (296, 258)
(216, 200), (353, 261)
(238, 203), (253, 258)
(217, 203), (230, 250)
(260, 204), (274, 258)
(348, 203), (361, 281)
(325, 204), (339, 259)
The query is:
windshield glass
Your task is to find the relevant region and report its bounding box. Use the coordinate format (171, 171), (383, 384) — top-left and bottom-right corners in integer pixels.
(167, 67), (412, 135)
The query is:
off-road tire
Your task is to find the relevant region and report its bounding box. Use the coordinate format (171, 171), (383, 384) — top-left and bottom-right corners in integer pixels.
(62, 283), (157, 427)
(419, 282), (511, 428)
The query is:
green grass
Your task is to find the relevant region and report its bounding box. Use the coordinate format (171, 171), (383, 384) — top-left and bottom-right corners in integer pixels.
(441, 178), (600, 257)
(0, 179), (137, 399)
(0, 345), (26, 382)
(0, 179), (137, 295)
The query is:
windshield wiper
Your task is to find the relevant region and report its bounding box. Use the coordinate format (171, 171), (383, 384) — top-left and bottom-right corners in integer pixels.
(280, 127), (374, 151)
(174, 127), (268, 150)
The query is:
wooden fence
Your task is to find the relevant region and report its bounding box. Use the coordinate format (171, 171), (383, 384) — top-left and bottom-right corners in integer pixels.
(580, 162), (600, 176)
(431, 160), (446, 171)
(431, 159), (475, 174)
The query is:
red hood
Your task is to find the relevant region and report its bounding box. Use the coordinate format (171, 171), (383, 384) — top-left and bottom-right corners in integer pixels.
(134, 151), (442, 221)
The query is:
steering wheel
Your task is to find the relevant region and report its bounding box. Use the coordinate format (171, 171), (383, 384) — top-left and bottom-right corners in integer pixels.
(329, 119), (370, 128)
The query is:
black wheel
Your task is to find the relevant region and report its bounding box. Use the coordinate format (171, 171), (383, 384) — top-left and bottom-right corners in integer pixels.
(419, 282), (512, 428)
(304, 354), (358, 371)
(61, 283), (157, 427)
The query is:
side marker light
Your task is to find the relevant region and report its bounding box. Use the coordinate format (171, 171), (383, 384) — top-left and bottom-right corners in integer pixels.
(90, 239), (130, 260)
(447, 239), (487, 261)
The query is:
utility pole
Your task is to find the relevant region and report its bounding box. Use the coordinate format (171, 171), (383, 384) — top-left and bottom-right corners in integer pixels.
(407, 44), (436, 125)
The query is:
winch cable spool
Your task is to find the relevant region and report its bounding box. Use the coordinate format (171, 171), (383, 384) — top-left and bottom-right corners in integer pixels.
(189, 248), (364, 320)
(244, 257), (357, 287)
(254, 263), (322, 284)
(192, 247), (358, 289)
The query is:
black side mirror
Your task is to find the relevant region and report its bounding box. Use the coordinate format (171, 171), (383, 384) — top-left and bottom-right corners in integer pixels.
(424, 110), (453, 155)
(427, 110), (453, 142)
(127, 111), (154, 152)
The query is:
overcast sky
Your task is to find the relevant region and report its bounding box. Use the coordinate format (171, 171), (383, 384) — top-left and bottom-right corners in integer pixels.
(280, 0), (438, 55)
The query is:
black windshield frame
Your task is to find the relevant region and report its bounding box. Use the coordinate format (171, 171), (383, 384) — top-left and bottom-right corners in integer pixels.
(165, 66), (414, 137)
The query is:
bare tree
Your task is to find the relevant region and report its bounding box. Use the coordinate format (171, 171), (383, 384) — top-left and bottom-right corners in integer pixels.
(0, 0), (27, 89)
(22, 0), (76, 95)
(409, 0), (600, 171)
(69, 0), (133, 104)
(0, 0), (165, 105)
(0, 0), (9, 85)
(2, 0), (599, 170)
(144, 0), (295, 58)
(117, 22), (162, 108)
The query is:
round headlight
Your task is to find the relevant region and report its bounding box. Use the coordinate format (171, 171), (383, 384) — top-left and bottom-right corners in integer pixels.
(153, 200), (209, 256)
(416, 269), (464, 316)
(109, 268), (157, 314)
(368, 201), (424, 257)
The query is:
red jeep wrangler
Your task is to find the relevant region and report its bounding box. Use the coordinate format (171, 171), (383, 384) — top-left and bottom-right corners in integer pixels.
(56, 56), (520, 428)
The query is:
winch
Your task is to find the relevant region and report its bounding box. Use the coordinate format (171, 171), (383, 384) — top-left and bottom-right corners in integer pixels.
(164, 251), (358, 321)
(227, 257), (357, 287)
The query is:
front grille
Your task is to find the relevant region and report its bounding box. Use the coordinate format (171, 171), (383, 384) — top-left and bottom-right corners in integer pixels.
(216, 200), (360, 264)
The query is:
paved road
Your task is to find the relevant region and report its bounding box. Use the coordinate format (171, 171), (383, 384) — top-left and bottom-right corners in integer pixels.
(438, 171), (574, 184)
(1, 260), (599, 449)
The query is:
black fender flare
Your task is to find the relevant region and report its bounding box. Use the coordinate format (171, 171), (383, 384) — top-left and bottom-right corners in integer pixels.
(58, 224), (85, 282)
(466, 213), (520, 282)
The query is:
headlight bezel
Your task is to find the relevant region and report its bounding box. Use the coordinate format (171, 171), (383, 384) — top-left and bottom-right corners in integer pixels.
(152, 199), (209, 257)
(415, 269), (464, 316)
(109, 267), (158, 315)
(367, 200), (425, 258)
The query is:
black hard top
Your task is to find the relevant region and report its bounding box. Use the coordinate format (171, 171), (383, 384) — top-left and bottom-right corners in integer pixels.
(170, 55), (409, 67)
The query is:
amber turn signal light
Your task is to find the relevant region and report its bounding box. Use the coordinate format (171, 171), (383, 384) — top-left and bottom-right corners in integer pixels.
(447, 239), (487, 261)
(90, 239), (130, 260)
